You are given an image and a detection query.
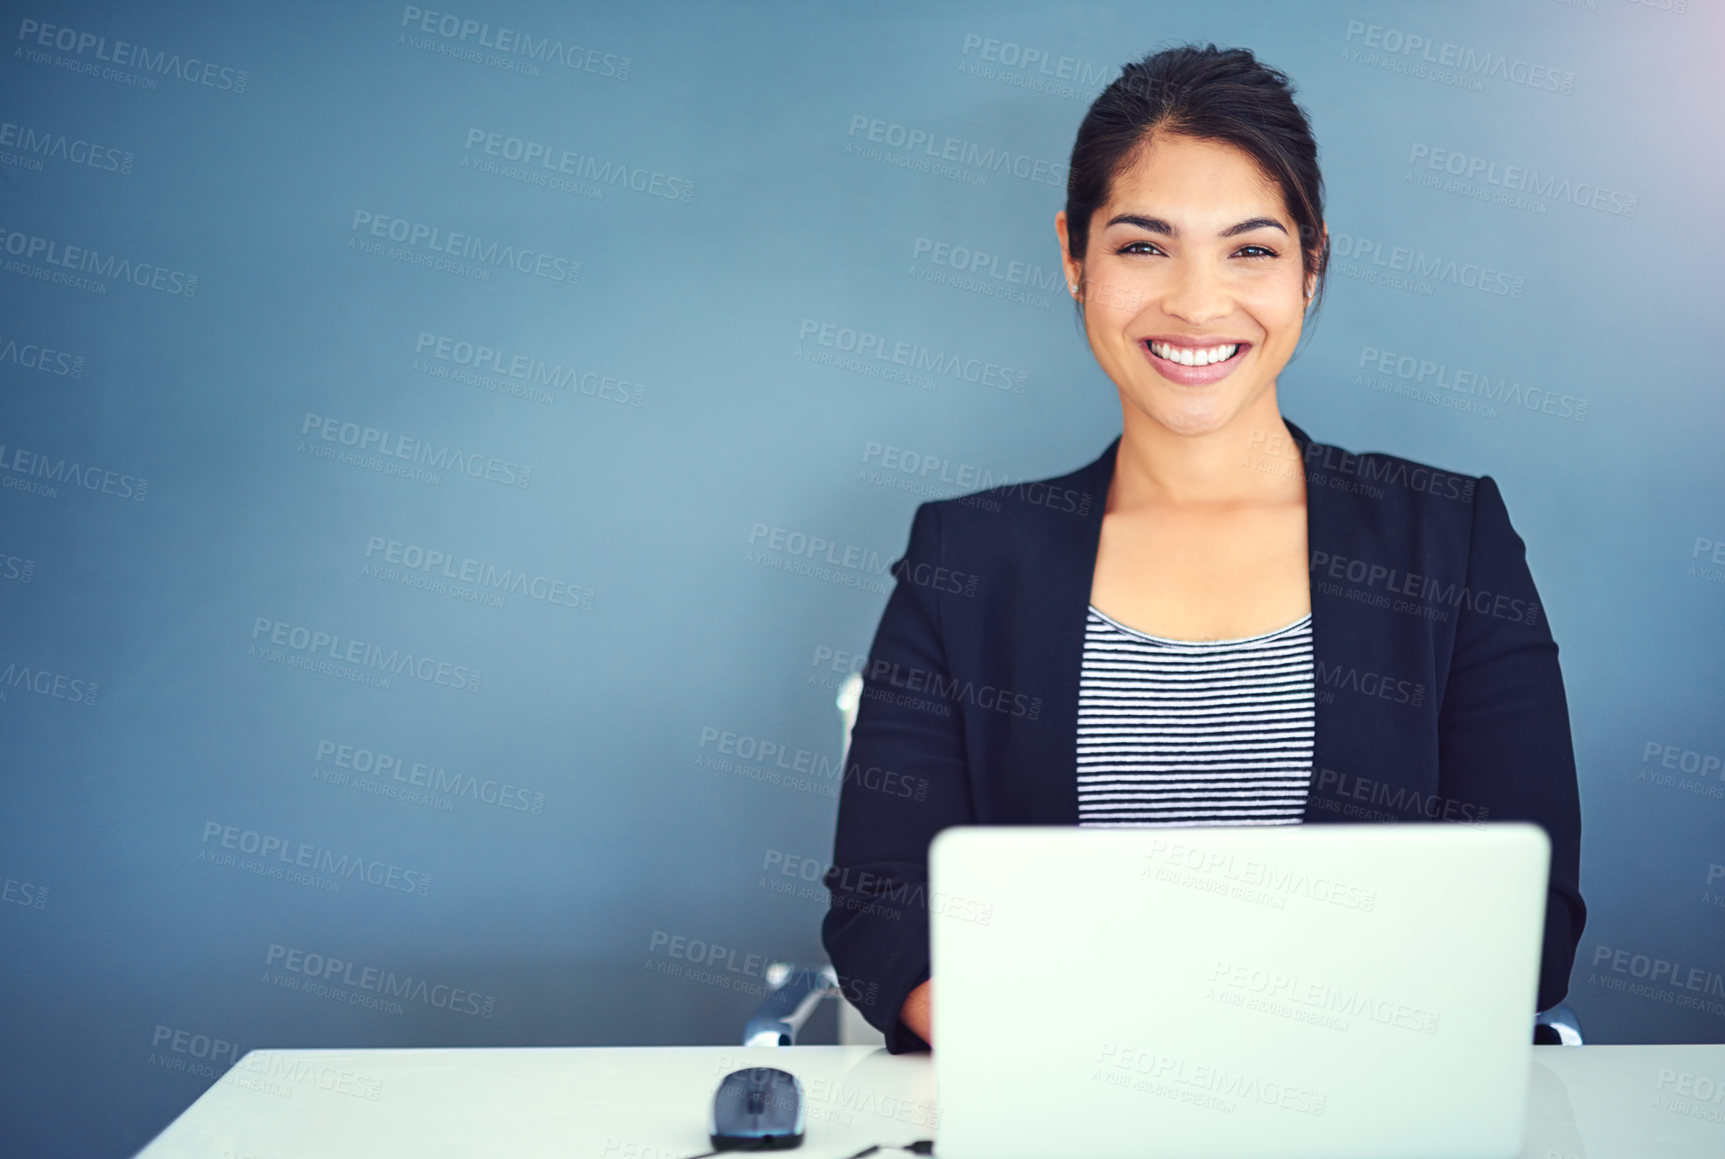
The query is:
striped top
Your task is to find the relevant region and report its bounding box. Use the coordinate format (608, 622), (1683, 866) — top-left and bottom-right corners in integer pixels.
(1076, 605), (1315, 827)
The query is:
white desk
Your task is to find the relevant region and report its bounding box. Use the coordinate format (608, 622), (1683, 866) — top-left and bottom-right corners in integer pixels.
(136, 1043), (1725, 1158)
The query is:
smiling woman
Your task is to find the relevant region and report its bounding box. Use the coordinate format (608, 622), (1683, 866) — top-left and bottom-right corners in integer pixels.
(1061, 132), (1318, 433)
(821, 44), (1585, 1055)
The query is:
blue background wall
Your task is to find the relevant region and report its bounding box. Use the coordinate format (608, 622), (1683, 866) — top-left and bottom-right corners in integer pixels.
(2, 1), (1722, 1154)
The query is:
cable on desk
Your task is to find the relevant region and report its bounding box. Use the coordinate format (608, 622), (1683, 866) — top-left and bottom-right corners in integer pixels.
(840, 1141), (936, 1158)
(681, 1136), (934, 1159)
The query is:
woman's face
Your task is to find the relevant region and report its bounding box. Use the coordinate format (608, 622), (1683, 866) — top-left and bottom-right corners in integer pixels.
(1058, 132), (1320, 439)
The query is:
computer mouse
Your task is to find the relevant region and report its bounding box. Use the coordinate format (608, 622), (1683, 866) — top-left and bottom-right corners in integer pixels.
(710, 1066), (804, 1150)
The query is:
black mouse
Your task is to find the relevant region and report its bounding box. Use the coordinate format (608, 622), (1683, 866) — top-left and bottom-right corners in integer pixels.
(710, 1066), (804, 1150)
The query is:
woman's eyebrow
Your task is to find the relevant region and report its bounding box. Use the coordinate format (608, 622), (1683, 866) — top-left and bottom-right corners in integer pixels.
(1105, 213), (1288, 238)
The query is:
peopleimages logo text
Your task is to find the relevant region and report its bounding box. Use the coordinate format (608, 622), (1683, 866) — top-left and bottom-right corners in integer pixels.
(350, 211), (579, 284)
(0, 439), (146, 500)
(15, 18), (250, 91)
(266, 943), (496, 1016)
(250, 617), (482, 692)
(0, 227), (197, 296)
(414, 333), (643, 405)
(398, 6), (630, 78)
(846, 115), (1066, 186)
(0, 119), (133, 173)
(0, 660), (97, 704)
(463, 129), (693, 200)
(301, 413), (531, 489)
(202, 823), (431, 895)
(364, 536), (593, 610)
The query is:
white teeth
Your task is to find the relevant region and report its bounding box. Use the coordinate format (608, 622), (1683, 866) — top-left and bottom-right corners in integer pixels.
(1149, 340), (1239, 366)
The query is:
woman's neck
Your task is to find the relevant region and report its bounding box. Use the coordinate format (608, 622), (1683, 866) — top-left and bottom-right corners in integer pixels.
(1109, 390), (1304, 513)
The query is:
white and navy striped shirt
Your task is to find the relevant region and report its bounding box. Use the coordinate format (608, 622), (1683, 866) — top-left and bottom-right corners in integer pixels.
(1076, 605), (1314, 827)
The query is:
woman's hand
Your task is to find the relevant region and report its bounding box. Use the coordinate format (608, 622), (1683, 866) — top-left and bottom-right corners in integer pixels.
(900, 978), (933, 1046)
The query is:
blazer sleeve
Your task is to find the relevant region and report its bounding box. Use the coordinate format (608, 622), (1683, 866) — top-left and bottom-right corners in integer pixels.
(1436, 474), (1586, 1013)
(821, 501), (974, 1053)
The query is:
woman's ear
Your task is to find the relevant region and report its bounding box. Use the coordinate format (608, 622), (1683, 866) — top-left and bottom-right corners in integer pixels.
(1306, 221), (1329, 299)
(1055, 210), (1082, 297)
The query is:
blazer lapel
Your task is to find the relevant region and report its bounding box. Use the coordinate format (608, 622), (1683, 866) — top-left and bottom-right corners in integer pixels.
(1000, 436), (1118, 826)
(1283, 418), (1341, 821)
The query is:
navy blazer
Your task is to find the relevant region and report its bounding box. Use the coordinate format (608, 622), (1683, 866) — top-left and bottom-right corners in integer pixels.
(821, 417), (1586, 1054)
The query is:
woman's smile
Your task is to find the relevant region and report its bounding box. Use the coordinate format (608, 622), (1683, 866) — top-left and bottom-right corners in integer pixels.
(1140, 337), (1253, 386)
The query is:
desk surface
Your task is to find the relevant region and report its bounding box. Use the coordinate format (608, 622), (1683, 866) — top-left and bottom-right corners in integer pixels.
(137, 1043), (1725, 1159)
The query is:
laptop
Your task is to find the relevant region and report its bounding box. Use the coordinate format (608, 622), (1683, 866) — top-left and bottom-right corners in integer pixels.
(927, 823), (1550, 1159)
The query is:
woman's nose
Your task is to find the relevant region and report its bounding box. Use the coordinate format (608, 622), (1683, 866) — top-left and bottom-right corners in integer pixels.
(1159, 258), (1234, 325)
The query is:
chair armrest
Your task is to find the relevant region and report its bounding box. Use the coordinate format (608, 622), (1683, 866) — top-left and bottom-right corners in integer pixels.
(742, 963), (838, 1046)
(1535, 1001), (1583, 1045)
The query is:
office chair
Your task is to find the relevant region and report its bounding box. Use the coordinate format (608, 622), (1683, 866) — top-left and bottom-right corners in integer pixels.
(1534, 1003), (1584, 1045)
(742, 673), (885, 1047)
(756, 673), (1585, 1047)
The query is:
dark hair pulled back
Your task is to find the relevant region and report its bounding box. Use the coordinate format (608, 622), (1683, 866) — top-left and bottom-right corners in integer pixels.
(1064, 43), (1329, 330)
